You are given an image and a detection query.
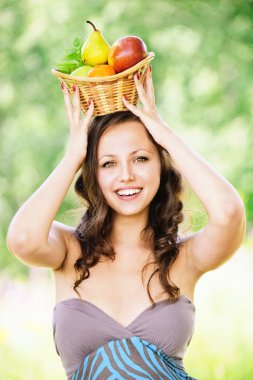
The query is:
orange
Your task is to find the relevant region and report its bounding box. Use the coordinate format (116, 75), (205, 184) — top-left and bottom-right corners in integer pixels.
(87, 64), (116, 77)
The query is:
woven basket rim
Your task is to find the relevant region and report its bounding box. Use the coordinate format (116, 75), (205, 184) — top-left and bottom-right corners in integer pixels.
(51, 52), (155, 83)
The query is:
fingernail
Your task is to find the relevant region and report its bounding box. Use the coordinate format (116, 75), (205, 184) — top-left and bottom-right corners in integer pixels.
(123, 95), (127, 101)
(61, 82), (64, 90)
(88, 99), (92, 106)
(137, 73), (140, 80)
(149, 65), (152, 73)
(73, 84), (76, 92)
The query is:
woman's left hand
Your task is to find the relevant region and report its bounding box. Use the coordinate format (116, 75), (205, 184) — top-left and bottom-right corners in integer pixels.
(122, 66), (169, 147)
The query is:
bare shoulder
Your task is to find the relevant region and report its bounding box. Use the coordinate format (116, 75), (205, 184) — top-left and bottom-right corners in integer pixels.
(52, 223), (82, 301)
(169, 235), (204, 301)
(52, 221), (81, 273)
(178, 234), (204, 280)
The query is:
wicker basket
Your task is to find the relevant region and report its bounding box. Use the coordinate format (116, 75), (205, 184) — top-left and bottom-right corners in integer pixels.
(51, 52), (155, 116)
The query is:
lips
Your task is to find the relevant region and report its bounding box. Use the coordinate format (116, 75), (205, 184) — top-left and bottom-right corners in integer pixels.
(115, 187), (142, 201)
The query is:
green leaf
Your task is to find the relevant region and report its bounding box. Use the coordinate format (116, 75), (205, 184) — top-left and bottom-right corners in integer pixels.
(73, 36), (83, 48)
(54, 35), (84, 74)
(64, 48), (77, 55)
(56, 59), (79, 66)
(64, 53), (80, 61)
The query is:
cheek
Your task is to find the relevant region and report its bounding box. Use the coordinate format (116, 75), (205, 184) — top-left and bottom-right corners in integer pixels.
(97, 171), (112, 192)
(151, 161), (162, 191)
(147, 160), (161, 180)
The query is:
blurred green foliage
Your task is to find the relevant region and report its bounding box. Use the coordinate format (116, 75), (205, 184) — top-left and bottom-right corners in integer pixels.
(1, 1), (252, 268)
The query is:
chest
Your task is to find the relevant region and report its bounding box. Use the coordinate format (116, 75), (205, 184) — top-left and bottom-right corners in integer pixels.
(55, 255), (168, 325)
(54, 240), (193, 327)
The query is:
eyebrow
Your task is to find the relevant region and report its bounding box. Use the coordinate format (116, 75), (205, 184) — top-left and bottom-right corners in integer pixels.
(98, 149), (152, 161)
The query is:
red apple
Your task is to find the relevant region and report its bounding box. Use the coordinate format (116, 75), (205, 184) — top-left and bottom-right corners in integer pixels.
(108, 36), (148, 73)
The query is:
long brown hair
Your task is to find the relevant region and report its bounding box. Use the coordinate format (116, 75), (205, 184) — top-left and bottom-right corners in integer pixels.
(74, 111), (184, 305)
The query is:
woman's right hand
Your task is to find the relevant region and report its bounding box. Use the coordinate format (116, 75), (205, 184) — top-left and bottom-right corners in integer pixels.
(61, 82), (94, 167)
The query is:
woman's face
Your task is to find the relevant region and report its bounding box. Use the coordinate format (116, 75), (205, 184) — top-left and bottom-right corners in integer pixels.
(97, 120), (161, 218)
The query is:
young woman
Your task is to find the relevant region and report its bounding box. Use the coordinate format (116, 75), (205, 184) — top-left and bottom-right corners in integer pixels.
(7, 67), (245, 380)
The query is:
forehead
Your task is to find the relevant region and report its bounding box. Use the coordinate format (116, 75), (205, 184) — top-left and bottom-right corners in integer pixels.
(98, 121), (156, 155)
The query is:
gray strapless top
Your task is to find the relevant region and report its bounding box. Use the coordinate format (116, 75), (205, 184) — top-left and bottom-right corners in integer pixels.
(53, 295), (195, 379)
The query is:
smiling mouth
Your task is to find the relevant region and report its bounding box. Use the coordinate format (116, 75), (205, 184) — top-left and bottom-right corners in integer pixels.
(114, 188), (143, 200)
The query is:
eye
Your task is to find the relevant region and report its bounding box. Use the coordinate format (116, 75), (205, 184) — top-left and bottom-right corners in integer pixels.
(135, 156), (148, 162)
(101, 156), (148, 168)
(102, 161), (115, 168)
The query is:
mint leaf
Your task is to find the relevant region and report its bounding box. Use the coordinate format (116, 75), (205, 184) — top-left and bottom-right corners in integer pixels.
(54, 36), (84, 74)
(73, 36), (83, 48)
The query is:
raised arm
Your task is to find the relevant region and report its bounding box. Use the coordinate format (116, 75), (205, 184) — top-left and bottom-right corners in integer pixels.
(123, 68), (246, 278)
(6, 84), (94, 269)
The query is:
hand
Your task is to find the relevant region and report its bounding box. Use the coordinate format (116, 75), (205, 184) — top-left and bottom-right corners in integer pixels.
(61, 82), (94, 165)
(122, 66), (169, 147)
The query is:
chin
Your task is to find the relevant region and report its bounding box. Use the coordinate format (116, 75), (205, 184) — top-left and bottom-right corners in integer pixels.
(111, 205), (149, 218)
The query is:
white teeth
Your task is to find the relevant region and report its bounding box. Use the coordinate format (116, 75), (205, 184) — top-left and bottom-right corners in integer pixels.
(116, 188), (142, 196)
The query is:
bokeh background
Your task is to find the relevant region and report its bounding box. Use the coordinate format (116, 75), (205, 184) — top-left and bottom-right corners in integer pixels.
(1, 0), (253, 379)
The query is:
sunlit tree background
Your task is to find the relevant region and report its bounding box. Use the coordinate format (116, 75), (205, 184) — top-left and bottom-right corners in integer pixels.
(1, 0), (253, 379)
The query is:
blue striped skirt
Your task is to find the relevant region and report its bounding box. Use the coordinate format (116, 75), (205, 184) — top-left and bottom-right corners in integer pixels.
(71, 336), (197, 380)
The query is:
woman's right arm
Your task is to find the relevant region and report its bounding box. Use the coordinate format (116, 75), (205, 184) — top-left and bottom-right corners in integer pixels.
(6, 84), (94, 270)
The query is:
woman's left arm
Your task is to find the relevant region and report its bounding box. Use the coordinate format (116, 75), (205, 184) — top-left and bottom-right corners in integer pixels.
(123, 68), (246, 277)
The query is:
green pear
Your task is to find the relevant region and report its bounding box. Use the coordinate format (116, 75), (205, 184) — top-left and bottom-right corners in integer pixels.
(81, 21), (111, 66)
(71, 65), (93, 77)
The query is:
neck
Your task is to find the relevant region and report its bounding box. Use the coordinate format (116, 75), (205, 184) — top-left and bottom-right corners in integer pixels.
(111, 212), (152, 254)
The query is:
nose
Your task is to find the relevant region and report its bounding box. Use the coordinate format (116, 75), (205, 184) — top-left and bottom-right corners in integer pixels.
(119, 162), (135, 182)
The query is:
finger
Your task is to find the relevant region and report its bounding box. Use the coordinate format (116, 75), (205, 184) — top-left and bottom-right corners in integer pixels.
(122, 96), (143, 118)
(143, 66), (155, 108)
(61, 81), (73, 125)
(134, 74), (150, 110)
(123, 96), (155, 134)
(72, 84), (81, 126)
(80, 99), (94, 129)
